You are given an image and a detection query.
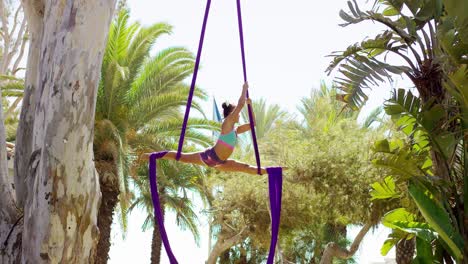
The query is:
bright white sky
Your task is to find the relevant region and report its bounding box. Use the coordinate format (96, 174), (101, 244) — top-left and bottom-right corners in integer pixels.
(109, 0), (402, 263)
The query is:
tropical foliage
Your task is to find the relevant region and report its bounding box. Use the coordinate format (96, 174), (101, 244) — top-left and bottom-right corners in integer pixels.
(328, 0), (467, 262)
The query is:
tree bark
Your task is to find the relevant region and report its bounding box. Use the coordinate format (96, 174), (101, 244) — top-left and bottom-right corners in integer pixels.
(95, 160), (120, 264)
(14, 0), (44, 209)
(150, 188), (166, 264)
(5, 0), (117, 263)
(151, 210), (164, 264)
(395, 237), (415, 264)
(219, 249), (230, 263)
(319, 222), (372, 264)
(151, 223), (163, 264)
(206, 227), (247, 264)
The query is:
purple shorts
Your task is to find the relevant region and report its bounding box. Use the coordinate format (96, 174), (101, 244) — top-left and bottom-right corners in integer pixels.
(200, 148), (226, 167)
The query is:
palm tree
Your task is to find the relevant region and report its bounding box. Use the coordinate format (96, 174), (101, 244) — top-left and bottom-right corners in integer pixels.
(94, 9), (216, 263)
(237, 98), (287, 156)
(298, 82), (356, 133)
(241, 98), (287, 140)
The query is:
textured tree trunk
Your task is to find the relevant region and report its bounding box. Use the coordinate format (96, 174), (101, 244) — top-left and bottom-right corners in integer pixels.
(219, 249), (230, 263)
(151, 218), (163, 264)
(151, 223), (163, 264)
(13, 0), (40, 209)
(151, 192), (165, 264)
(4, 0), (117, 263)
(395, 237), (415, 264)
(207, 227), (246, 264)
(239, 245), (247, 263)
(95, 160), (120, 264)
(320, 222), (372, 264)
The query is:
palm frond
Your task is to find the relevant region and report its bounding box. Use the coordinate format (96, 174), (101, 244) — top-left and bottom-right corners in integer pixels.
(363, 107), (383, 129)
(241, 98), (286, 140)
(339, 1), (417, 46)
(165, 195), (201, 245)
(129, 93), (202, 126)
(332, 54), (408, 110)
(1, 80), (24, 97)
(127, 47), (195, 103)
(125, 22), (173, 86)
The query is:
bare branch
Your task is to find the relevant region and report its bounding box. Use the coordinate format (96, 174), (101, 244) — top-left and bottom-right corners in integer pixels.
(9, 17), (26, 59)
(218, 227), (247, 251)
(0, 0), (11, 73)
(0, 0), (9, 36)
(319, 222), (372, 264)
(4, 96), (22, 119)
(11, 27), (28, 75)
(12, 29), (26, 74)
(206, 227), (248, 264)
(9, 4), (21, 37)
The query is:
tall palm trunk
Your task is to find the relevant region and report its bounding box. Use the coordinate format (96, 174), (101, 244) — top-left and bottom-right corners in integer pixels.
(219, 250), (230, 263)
(151, 221), (163, 264)
(151, 188), (165, 264)
(415, 62), (451, 181)
(95, 160), (120, 264)
(395, 237), (415, 264)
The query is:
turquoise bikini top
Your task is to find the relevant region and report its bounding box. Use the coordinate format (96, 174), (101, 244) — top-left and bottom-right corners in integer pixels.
(217, 129), (237, 150)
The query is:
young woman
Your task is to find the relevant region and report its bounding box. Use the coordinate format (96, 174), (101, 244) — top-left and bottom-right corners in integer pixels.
(157, 82), (266, 175)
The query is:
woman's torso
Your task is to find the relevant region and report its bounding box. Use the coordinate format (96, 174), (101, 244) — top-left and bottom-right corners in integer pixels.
(213, 122), (238, 160)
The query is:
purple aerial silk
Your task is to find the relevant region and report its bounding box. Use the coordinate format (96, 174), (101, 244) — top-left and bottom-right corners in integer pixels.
(149, 0), (283, 263)
(148, 151), (177, 263)
(267, 167), (283, 263)
(176, 0), (212, 161)
(236, 0), (262, 175)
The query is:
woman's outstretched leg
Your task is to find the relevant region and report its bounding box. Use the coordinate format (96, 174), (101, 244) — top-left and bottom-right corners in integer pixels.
(216, 159), (266, 175)
(146, 151), (205, 166)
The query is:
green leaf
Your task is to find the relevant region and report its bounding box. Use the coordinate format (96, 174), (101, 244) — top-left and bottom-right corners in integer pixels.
(408, 182), (464, 261)
(391, 221), (437, 242)
(383, 6), (399, 16)
(433, 132), (457, 161)
(383, 208), (415, 228)
(381, 237), (399, 256)
(444, 0), (468, 44)
(447, 65), (468, 107)
(404, 0), (420, 15)
(370, 176), (400, 200)
(415, 0), (437, 21)
(373, 139), (390, 152)
(420, 104), (444, 132)
(385, 89), (420, 117)
(413, 237), (434, 263)
(380, 228), (407, 256)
